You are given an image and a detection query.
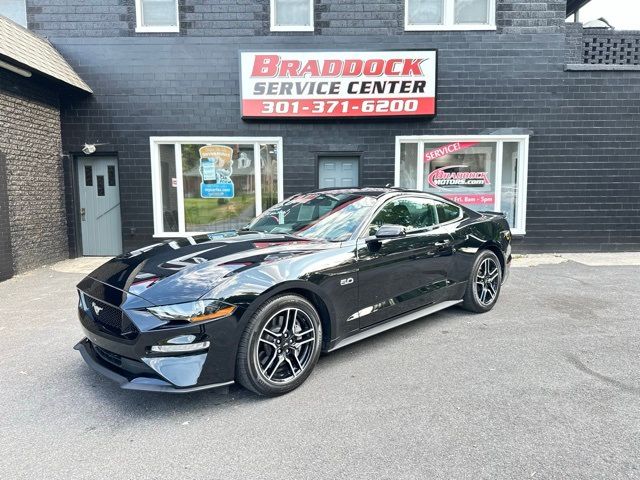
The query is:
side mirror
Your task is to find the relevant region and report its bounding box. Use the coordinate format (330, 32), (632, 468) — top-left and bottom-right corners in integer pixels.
(373, 224), (406, 239)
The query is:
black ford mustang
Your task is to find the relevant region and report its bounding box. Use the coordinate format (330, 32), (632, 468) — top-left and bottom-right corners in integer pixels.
(75, 188), (511, 396)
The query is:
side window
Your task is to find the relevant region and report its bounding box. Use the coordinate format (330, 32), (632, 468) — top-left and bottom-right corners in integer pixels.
(368, 198), (438, 235)
(405, 0), (495, 31)
(435, 202), (461, 223)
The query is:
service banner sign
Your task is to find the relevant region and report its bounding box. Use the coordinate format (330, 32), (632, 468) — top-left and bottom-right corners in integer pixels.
(240, 51), (437, 118)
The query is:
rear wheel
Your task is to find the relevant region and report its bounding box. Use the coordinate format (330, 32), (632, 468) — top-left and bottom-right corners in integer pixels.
(462, 250), (502, 313)
(236, 294), (322, 396)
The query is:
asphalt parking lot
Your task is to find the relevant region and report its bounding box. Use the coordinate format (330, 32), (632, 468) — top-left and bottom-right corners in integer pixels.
(0, 257), (639, 479)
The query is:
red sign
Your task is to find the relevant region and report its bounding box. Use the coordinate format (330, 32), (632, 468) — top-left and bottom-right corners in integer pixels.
(240, 51), (437, 118)
(442, 194), (495, 205)
(424, 141), (479, 162)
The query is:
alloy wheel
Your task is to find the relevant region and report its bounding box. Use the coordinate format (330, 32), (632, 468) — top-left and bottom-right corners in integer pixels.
(475, 257), (500, 306)
(255, 308), (317, 384)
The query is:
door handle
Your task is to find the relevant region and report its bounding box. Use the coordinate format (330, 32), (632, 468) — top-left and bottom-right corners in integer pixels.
(80, 208), (86, 221)
(434, 239), (451, 247)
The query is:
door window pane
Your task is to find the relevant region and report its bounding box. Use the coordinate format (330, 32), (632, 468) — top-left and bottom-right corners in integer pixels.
(407, 0), (444, 25)
(97, 176), (105, 196)
(423, 141), (497, 210)
(140, 0), (177, 27)
(501, 142), (520, 228)
(107, 165), (116, 186)
(159, 144), (178, 232)
(274, 0), (311, 27)
(369, 198), (439, 234)
(455, 0), (490, 24)
(399, 143), (418, 188)
(181, 144), (256, 232)
(84, 166), (93, 186)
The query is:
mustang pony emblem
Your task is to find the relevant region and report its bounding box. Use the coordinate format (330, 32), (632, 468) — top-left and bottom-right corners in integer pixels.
(92, 302), (104, 316)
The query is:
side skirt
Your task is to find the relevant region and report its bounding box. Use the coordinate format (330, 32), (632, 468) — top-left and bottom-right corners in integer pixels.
(327, 299), (462, 352)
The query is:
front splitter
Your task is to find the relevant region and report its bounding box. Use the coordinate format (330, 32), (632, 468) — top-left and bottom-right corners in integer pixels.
(74, 338), (234, 394)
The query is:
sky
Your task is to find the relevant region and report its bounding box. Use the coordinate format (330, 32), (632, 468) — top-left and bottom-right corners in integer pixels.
(573, 0), (640, 30)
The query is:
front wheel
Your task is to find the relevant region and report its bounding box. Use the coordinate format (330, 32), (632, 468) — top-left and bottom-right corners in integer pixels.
(236, 294), (322, 396)
(461, 250), (503, 313)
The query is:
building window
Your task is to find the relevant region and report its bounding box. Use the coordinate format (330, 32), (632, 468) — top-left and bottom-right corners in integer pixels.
(0, 0), (27, 27)
(150, 137), (283, 237)
(405, 0), (495, 31)
(395, 135), (529, 234)
(270, 0), (314, 32)
(135, 0), (179, 33)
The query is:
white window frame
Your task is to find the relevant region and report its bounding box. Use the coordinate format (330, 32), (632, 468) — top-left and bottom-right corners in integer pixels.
(404, 0), (496, 31)
(394, 134), (529, 235)
(135, 0), (180, 33)
(270, 0), (314, 32)
(150, 136), (284, 237)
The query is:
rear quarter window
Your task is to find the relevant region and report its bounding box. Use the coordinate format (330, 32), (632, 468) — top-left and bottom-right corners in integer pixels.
(436, 202), (461, 223)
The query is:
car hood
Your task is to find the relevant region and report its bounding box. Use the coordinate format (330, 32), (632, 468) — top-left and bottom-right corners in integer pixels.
(83, 231), (328, 305)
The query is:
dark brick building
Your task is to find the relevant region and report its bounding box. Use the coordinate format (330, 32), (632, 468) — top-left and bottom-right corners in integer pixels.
(0, 16), (91, 280)
(0, 0), (638, 276)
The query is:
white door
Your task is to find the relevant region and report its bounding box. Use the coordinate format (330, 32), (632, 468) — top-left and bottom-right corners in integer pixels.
(77, 157), (122, 256)
(318, 156), (359, 188)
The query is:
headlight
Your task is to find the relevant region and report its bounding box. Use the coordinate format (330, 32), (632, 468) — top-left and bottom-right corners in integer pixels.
(147, 299), (236, 323)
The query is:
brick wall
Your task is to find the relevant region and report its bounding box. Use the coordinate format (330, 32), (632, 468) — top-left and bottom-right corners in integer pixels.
(564, 21), (583, 64)
(0, 70), (68, 274)
(24, 0), (640, 253)
(0, 150), (13, 281)
(27, 0), (565, 38)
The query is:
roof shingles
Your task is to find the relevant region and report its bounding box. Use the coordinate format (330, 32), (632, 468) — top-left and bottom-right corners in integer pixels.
(0, 15), (92, 93)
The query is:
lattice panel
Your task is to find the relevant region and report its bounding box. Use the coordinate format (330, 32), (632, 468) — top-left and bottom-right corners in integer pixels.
(584, 35), (640, 65)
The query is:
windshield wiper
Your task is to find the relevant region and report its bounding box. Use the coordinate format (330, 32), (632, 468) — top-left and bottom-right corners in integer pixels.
(238, 227), (266, 235)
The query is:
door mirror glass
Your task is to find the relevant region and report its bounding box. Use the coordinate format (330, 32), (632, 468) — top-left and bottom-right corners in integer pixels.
(375, 224), (406, 239)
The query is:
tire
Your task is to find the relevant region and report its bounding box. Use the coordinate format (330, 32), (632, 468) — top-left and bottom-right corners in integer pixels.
(236, 294), (323, 396)
(461, 250), (503, 313)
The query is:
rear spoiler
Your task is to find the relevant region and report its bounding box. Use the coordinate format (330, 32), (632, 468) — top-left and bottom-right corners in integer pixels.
(478, 210), (506, 218)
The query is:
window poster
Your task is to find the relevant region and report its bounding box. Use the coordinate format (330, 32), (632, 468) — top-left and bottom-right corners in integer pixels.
(199, 145), (235, 199)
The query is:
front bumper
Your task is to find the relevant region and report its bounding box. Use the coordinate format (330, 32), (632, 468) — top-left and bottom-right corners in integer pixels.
(75, 338), (233, 393)
(75, 282), (245, 392)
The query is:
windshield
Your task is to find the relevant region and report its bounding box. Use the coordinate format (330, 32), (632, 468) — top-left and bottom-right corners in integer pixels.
(246, 193), (377, 241)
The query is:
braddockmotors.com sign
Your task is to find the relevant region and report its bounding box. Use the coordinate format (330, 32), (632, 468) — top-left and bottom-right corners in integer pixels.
(240, 51), (437, 118)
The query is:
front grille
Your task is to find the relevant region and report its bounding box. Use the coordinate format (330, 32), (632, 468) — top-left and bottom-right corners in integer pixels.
(88, 298), (124, 333)
(79, 292), (139, 339)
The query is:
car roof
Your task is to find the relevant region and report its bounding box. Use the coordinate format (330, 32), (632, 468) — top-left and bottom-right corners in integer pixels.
(306, 187), (435, 199)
